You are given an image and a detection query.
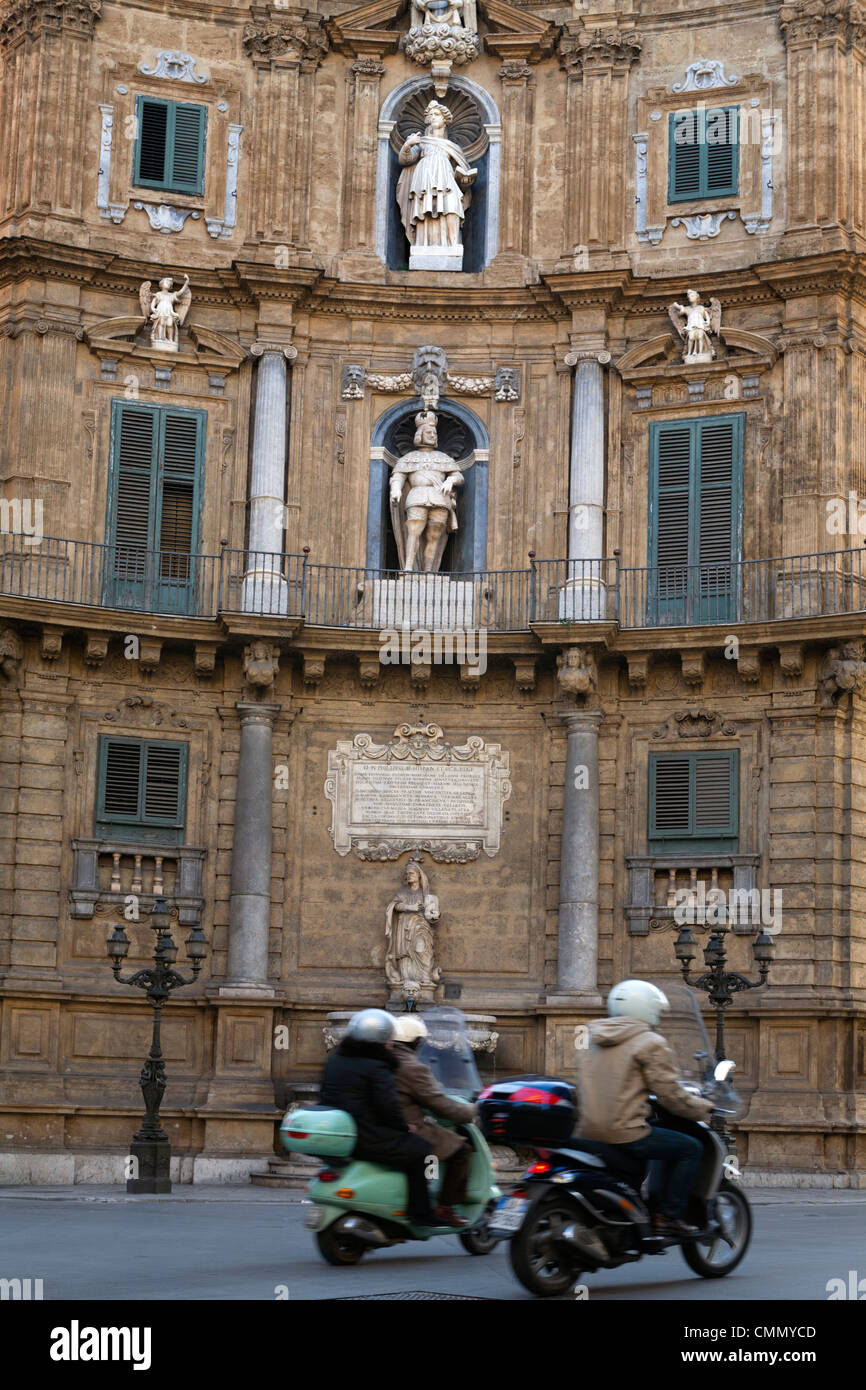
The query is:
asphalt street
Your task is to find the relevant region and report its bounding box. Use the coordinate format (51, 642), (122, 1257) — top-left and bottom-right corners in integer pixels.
(2, 1185), (864, 1301)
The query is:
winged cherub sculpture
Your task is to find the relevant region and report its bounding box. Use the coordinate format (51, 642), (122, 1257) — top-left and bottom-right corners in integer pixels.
(139, 274), (191, 351)
(668, 289), (722, 364)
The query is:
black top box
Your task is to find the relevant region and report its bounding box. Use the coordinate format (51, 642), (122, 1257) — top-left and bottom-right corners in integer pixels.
(477, 1074), (577, 1146)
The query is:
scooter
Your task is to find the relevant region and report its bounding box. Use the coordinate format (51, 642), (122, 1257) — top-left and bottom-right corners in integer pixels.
(281, 1007), (503, 1266)
(488, 983), (753, 1297)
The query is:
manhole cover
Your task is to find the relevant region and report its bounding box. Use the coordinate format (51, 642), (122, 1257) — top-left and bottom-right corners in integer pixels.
(335, 1290), (487, 1300)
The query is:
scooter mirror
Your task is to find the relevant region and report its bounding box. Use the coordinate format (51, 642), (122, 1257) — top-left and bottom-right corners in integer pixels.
(714, 1059), (736, 1082)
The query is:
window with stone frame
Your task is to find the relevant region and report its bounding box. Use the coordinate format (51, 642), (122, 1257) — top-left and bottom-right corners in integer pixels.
(132, 95), (207, 197)
(96, 736), (188, 846)
(668, 106), (740, 203)
(649, 749), (739, 854)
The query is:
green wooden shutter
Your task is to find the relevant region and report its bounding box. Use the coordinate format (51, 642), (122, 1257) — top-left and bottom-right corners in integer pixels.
(669, 106), (739, 201)
(97, 736), (187, 843)
(134, 97), (168, 185)
(100, 738), (143, 824)
(705, 106), (739, 196)
(170, 103), (206, 194)
(109, 402), (158, 590)
(653, 424), (692, 571)
(696, 418), (737, 570)
(650, 751), (738, 848)
(669, 111), (702, 201)
(158, 411), (204, 583)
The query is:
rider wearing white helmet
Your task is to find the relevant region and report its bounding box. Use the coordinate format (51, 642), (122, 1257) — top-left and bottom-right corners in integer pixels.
(391, 1013), (478, 1228)
(575, 979), (714, 1237)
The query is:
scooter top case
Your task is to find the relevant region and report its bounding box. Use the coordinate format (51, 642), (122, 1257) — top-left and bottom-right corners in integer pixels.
(280, 1105), (357, 1159)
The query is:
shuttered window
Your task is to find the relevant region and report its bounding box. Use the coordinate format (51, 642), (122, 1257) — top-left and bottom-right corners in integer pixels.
(669, 106), (739, 202)
(106, 401), (205, 614)
(133, 96), (207, 195)
(648, 414), (744, 624)
(97, 737), (188, 845)
(649, 751), (739, 850)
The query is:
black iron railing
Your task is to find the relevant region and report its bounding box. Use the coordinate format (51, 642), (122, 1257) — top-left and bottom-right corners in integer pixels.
(2, 534), (865, 631)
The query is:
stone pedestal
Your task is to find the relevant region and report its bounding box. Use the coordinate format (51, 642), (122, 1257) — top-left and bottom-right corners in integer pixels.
(409, 245), (464, 272)
(555, 708), (604, 995)
(223, 702), (279, 997)
(365, 573), (475, 629)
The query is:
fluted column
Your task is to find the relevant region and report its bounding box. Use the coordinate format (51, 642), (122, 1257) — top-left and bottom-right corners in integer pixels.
(561, 348), (610, 619)
(224, 702), (280, 995)
(556, 708), (604, 995)
(243, 342), (296, 615)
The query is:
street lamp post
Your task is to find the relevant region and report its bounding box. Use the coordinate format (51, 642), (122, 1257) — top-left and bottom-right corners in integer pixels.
(673, 920), (774, 1145)
(107, 897), (208, 1194)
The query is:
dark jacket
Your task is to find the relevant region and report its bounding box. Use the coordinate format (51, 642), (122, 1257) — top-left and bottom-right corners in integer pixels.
(319, 1037), (409, 1151)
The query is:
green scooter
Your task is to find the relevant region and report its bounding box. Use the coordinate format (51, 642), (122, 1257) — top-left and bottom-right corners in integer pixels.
(281, 1007), (503, 1265)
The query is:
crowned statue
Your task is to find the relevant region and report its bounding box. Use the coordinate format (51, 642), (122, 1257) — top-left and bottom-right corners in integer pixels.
(388, 408), (465, 573)
(396, 100), (477, 271)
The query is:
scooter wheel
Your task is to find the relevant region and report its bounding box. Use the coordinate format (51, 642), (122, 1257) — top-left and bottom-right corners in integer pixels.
(509, 1198), (584, 1297)
(315, 1225), (366, 1266)
(681, 1180), (752, 1279)
(458, 1212), (499, 1256)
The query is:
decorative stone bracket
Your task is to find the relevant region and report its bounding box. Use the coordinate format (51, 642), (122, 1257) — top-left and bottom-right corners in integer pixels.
(342, 359), (520, 403)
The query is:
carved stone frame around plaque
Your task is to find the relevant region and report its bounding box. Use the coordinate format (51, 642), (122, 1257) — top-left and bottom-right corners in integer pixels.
(324, 721), (511, 862)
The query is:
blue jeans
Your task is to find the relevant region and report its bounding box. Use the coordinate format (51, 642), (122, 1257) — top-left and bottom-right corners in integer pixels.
(617, 1126), (704, 1219)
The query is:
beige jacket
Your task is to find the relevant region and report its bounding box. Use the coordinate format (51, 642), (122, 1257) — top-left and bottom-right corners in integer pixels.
(392, 1042), (477, 1159)
(576, 1017), (714, 1145)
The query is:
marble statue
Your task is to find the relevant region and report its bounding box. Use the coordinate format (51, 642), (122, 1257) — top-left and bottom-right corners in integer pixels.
(384, 856), (442, 1005)
(139, 274), (192, 351)
(388, 408), (465, 573)
(668, 289), (722, 364)
(396, 101), (476, 270)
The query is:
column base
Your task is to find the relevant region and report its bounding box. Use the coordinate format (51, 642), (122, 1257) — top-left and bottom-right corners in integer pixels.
(217, 983), (276, 999)
(544, 991), (604, 1008)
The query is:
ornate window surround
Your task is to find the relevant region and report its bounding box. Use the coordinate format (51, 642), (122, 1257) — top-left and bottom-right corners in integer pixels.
(633, 63), (778, 246)
(373, 74), (501, 269)
(95, 57), (243, 239)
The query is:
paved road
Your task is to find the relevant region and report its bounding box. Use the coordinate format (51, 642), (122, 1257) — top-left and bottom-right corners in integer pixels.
(2, 1186), (864, 1301)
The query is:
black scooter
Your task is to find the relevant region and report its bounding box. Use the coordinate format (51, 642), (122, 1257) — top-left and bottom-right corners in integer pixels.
(490, 1062), (752, 1298)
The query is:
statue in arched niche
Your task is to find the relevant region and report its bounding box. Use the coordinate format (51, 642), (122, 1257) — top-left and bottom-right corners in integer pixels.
(388, 407), (467, 572)
(396, 100), (476, 271)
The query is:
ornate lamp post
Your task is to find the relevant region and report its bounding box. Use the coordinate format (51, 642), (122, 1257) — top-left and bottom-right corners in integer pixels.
(673, 920), (774, 1144)
(107, 897), (208, 1194)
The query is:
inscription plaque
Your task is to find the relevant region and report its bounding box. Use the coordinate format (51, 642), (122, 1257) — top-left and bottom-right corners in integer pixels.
(325, 722), (511, 862)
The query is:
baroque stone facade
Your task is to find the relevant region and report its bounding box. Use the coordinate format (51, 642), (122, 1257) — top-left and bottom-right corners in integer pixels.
(1, 0), (866, 1185)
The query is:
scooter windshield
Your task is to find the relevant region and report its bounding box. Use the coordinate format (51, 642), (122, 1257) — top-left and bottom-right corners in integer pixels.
(415, 1006), (482, 1100)
(646, 979), (713, 1084)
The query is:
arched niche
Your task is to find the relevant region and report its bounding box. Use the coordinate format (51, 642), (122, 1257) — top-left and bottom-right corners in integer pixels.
(374, 76), (501, 273)
(366, 398), (489, 573)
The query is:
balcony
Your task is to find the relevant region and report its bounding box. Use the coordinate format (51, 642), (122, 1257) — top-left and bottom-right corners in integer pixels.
(2, 535), (866, 634)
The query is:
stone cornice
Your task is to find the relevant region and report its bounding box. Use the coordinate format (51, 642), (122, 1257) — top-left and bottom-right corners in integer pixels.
(557, 23), (642, 77)
(242, 7), (329, 68)
(0, 0), (101, 48)
(779, 0), (866, 47)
